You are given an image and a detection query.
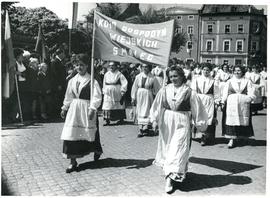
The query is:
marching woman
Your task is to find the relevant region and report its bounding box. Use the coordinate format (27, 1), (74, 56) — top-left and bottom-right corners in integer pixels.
(102, 61), (128, 125)
(221, 65), (256, 148)
(131, 64), (160, 137)
(150, 66), (207, 193)
(60, 54), (103, 173)
(191, 64), (218, 146)
(260, 66), (267, 108)
(215, 64), (232, 103)
(249, 65), (264, 114)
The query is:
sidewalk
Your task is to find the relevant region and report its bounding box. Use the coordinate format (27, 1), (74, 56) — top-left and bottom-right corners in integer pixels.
(1, 109), (267, 196)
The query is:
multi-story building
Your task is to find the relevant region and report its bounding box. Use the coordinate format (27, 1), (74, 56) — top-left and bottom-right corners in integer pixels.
(159, 6), (200, 63)
(199, 5), (267, 66)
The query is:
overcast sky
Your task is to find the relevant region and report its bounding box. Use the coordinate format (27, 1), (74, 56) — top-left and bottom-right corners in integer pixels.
(15, 0), (268, 21)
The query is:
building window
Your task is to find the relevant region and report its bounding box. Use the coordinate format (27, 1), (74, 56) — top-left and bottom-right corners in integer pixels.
(235, 59), (242, 65)
(238, 24), (244, 33)
(175, 26), (182, 33)
(187, 41), (193, 50)
(188, 15), (194, 20)
(251, 41), (258, 51)
(187, 25), (194, 34)
(225, 25), (231, 34)
(236, 40), (243, 52)
(206, 59), (212, 63)
(223, 60), (229, 65)
(206, 40), (213, 51)
(177, 16), (182, 20)
(208, 24), (213, 33)
(223, 40), (230, 52)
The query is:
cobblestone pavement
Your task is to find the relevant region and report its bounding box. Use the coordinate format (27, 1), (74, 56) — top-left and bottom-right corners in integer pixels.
(1, 108), (267, 196)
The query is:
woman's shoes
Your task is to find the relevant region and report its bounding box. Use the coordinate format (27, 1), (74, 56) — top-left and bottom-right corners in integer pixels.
(94, 153), (101, 161)
(165, 177), (174, 194)
(66, 161), (78, 173)
(227, 139), (235, 149)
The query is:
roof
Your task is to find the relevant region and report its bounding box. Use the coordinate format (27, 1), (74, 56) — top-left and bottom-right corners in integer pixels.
(157, 6), (198, 16)
(200, 5), (264, 15)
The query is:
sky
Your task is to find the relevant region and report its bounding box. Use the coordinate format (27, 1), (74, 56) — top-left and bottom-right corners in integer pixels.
(14, 0), (268, 21)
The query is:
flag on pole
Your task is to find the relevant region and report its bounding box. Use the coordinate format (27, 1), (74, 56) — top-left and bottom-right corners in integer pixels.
(2, 11), (16, 99)
(68, 2), (78, 29)
(35, 23), (47, 62)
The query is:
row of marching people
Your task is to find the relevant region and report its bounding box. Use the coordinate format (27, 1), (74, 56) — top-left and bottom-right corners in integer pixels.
(58, 54), (266, 194)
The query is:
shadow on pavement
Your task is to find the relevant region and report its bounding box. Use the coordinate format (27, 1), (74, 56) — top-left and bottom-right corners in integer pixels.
(76, 158), (154, 172)
(1, 122), (43, 130)
(189, 157), (262, 174)
(247, 139), (266, 146)
(173, 172), (252, 192)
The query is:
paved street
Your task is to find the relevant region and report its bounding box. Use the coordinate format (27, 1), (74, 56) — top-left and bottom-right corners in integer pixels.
(1, 108), (267, 196)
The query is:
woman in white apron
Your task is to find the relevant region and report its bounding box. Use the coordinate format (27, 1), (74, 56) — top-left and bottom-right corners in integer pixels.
(131, 64), (160, 137)
(221, 65), (256, 148)
(102, 61), (128, 125)
(191, 64), (218, 146)
(150, 66), (207, 193)
(60, 54), (102, 173)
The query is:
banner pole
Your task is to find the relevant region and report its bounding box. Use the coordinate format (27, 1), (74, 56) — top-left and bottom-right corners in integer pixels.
(90, 10), (97, 101)
(68, 29), (72, 55)
(14, 74), (24, 123)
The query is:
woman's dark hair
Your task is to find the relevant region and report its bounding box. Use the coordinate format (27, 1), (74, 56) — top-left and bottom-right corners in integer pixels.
(201, 63), (213, 71)
(233, 65), (245, 76)
(221, 64), (229, 70)
(14, 48), (24, 59)
(76, 53), (90, 65)
(167, 65), (187, 84)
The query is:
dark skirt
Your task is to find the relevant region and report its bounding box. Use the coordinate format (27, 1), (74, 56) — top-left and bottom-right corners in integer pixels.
(251, 103), (264, 112)
(62, 118), (103, 159)
(103, 109), (126, 121)
(222, 104), (254, 138)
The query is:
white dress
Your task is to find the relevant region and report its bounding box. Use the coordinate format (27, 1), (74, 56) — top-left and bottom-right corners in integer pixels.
(214, 70), (232, 102)
(150, 83), (207, 181)
(249, 72), (263, 105)
(260, 71), (267, 97)
(222, 77), (255, 126)
(131, 72), (160, 128)
(102, 70), (128, 110)
(61, 73), (102, 141)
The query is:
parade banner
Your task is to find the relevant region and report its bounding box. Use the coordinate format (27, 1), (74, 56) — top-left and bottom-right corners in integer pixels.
(94, 11), (174, 68)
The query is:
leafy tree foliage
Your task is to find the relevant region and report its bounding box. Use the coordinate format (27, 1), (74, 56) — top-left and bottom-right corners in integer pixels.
(3, 5), (92, 54)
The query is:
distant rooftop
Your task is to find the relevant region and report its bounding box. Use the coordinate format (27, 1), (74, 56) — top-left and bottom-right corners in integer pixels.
(200, 5), (265, 15)
(157, 6), (199, 16)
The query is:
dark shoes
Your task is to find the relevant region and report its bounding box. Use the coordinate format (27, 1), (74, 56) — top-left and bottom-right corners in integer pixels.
(103, 120), (110, 126)
(66, 161), (78, 173)
(137, 133), (144, 138)
(94, 153), (101, 161)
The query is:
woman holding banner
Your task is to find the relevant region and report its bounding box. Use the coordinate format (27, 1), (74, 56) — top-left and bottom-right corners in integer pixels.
(131, 63), (160, 137)
(102, 61), (128, 125)
(60, 54), (103, 173)
(150, 66), (207, 193)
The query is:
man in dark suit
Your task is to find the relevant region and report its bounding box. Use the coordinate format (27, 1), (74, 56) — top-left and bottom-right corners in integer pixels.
(50, 48), (67, 119)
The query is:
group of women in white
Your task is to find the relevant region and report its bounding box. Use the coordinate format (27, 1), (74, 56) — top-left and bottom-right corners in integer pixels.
(59, 54), (267, 194)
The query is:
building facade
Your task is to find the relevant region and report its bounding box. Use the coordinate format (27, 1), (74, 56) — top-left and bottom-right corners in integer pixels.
(199, 5), (267, 66)
(163, 7), (200, 63)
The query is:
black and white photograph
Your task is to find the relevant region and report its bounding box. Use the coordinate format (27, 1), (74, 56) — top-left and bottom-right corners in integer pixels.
(1, 0), (269, 196)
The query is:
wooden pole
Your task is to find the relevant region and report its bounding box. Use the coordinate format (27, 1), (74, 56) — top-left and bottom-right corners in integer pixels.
(90, 10), (97, 101)
(68, 29), (72, 55)
(14, 74), (23, 123)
